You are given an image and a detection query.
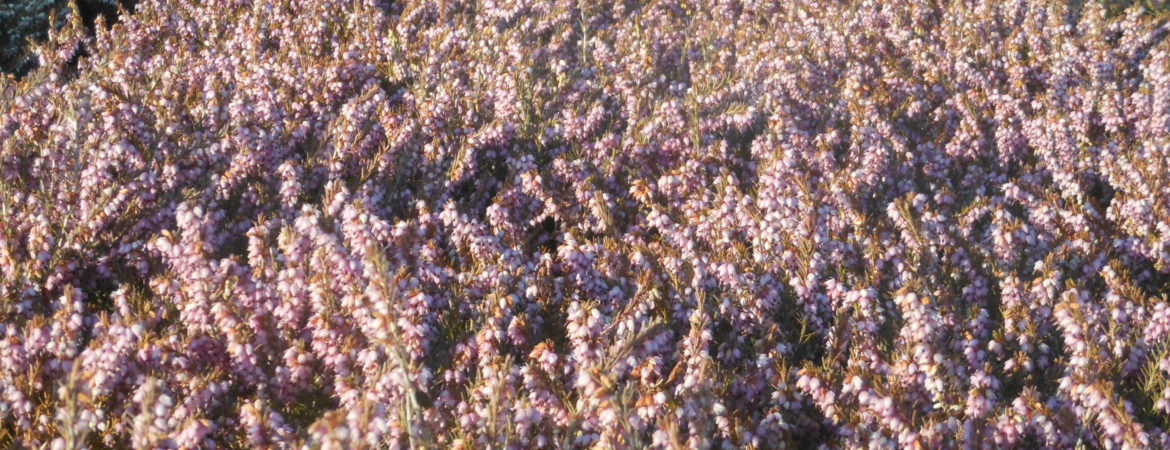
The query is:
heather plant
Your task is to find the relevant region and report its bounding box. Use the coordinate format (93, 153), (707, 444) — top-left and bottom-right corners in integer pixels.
(3, 0), (1170, 448)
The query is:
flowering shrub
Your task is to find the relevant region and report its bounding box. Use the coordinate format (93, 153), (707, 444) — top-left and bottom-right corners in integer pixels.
(3, 0), (1170, 447)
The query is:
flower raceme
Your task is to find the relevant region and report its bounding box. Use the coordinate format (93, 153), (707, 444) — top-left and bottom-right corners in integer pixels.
(2, 0), (1170, 448)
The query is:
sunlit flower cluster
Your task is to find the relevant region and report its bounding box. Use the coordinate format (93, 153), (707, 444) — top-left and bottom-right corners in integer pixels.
(3, 0), (1170, 447)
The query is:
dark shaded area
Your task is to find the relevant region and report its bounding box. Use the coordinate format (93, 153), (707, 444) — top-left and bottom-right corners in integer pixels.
(280, 388), (340, 434)
(0, 1), (59, 77)
(450, 145), (511, 220)
(76, 0), (136, 32)
(6, 59), (38, 81)
(527, 216), (561, 254)
(58, 42), (90, 83)
(1, 0), (136, 79)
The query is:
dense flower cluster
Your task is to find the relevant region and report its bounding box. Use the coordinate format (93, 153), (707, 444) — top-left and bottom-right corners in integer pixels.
(3, 0), (1170, 447)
